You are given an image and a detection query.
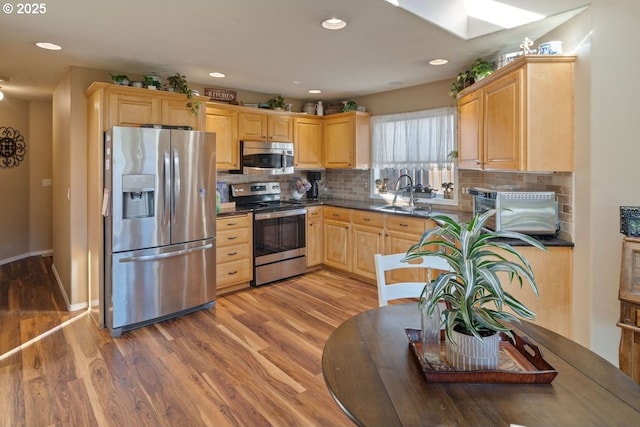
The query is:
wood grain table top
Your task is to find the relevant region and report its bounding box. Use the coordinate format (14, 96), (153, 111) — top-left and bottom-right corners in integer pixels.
(322, 303), (640, 427)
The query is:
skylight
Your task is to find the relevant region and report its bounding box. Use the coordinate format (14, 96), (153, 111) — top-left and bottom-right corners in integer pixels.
(384, 0), (550, 40)
(462, 0), (544, 29)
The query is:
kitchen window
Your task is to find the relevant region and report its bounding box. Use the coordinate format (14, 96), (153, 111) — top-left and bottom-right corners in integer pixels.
(370, 107), (457, 205)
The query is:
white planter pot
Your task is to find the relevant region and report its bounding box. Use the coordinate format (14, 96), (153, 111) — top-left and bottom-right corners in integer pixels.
(445, 329), (500, 370)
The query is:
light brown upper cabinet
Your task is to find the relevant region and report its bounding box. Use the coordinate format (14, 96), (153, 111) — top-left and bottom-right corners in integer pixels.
(293, 116), (323, 169)
(206, 105), (239, 170)
(457, 55), (575, 172)
(94, 83), (206, 130)
(324, 111), (371, 169)
(238, 110), (293, 142)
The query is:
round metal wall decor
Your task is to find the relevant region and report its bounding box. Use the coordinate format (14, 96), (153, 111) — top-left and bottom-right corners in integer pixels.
(0, 127), (26, 168)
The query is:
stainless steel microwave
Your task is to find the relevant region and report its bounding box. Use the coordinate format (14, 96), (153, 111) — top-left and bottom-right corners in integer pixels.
(468, 187), (558, 235)
(233, 140), (294, 175)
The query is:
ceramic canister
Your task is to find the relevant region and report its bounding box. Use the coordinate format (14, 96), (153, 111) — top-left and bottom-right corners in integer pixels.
(303, 102), (315, 115)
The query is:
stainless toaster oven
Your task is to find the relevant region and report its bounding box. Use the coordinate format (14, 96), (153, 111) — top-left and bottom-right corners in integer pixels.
(468, 188), (558, 235)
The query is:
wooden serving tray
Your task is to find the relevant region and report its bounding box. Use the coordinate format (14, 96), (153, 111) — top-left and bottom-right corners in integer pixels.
(404, 328), (558, 384)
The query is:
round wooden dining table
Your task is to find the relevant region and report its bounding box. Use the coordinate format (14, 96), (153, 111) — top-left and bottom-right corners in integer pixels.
(322, 303), (640, 427)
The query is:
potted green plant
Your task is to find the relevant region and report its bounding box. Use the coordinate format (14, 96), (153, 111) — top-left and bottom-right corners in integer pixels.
(448, 70), (474, 99)
(470, 58), (494, 81)
(405, 209), (547, 370)
(343, 100), (358, 112)
(267, 95), (285, 110)
(109, 73), (130, 86)
(165, 73), (200, 114)
(142, 75), (161, 90)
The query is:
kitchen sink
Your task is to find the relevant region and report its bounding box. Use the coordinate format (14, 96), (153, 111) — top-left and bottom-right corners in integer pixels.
(376, 205), (432, 215)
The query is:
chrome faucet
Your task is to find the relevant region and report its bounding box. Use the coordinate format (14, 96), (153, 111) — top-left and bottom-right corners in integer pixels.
(392, 174), (414, 207)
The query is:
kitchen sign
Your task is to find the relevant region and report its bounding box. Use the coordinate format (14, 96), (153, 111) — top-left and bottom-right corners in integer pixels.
(205, 87), (237, 104)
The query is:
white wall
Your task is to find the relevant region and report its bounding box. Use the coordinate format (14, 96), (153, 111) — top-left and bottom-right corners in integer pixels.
(0, 97), (30, 262)
(584, 0), (640, 364)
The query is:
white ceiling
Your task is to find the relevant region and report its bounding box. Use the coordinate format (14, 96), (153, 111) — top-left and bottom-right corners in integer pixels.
(0, 0), (589, 102)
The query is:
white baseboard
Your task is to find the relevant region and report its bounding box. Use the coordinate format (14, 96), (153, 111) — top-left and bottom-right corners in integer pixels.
(0, 249), (54, 266)
(51, 263), (88, 312)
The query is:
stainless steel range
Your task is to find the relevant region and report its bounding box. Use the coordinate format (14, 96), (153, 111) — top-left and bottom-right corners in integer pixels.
(230, 182), (307, 286)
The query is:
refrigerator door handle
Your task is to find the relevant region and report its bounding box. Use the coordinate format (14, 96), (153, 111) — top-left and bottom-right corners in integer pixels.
(163, 151), (170, 225)
(118, 242), (213, 263)
(173, 149), (180, 223)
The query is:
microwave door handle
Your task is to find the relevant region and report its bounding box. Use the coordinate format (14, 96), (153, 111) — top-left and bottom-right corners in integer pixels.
(281, 150), (286, 171)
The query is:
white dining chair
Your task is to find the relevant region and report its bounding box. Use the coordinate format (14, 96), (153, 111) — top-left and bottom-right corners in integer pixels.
(374, 253), (451, 307)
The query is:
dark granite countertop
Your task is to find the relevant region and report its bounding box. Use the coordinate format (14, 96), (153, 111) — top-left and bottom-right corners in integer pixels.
(216, 198), (574, 248)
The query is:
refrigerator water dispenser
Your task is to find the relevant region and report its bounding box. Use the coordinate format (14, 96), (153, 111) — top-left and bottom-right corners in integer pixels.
(122, 174), (155, 219)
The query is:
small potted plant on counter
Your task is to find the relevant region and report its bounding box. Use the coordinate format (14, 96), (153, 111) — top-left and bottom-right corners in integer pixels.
(404, 210), (547, 370)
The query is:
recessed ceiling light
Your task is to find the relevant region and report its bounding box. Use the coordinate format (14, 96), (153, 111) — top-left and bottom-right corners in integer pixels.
(0, 88), (4, 101)
(429, 58), (449, 65)
(321, 18), (347, 30)
(308, 89), (322, 94)
(36, 42), (62, 51)
(209, 72), (226, 78)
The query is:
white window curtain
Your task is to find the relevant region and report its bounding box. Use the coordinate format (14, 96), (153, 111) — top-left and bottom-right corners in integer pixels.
(371, 107), (456, 170)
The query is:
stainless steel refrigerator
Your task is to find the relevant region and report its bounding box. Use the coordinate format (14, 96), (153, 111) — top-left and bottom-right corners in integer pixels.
(103, 126), (216, 337)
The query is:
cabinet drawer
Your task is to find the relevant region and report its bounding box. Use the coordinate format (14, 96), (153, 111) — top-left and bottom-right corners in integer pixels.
(217, 228), (251, 247)
(217, 215), (250, 231)
(307, 206), (322, 219)
(217, 242), (251, 264)
(385, 215), (427, 234)
(352, 210), (384, 228)
(323, 207), (352, 222)
(216, 260), (252, 287)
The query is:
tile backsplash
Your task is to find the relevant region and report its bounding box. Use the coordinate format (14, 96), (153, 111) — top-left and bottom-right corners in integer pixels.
(217, 168), (574, 241)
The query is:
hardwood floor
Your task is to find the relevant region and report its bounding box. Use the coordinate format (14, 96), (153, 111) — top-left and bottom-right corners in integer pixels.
(0, 257), (379, 427)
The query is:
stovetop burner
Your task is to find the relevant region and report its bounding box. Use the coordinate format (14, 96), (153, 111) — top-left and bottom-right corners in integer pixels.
(229, 182), (305, 213)
(238, 200), (303, 211)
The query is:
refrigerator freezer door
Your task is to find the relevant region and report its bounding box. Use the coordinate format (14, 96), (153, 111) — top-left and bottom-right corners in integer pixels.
(107, 238), (216, 335)
(170, 130), (216, 244)
(110, 127), (171, 252)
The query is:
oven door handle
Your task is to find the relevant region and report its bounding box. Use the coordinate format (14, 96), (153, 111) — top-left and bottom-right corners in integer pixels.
(254, 208), (307, 221)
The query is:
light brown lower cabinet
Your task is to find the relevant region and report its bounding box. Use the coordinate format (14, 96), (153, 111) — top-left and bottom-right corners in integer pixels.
(351, 211), (385, 280)
(216, 214), (253, 295)
(306, 206), (323, 267)
(384, 215), (432, 284)
(498, 246), (573, 338)
(322, 207), (352, 271)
